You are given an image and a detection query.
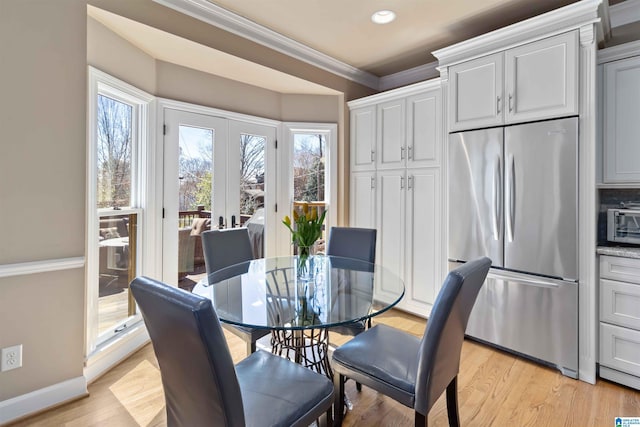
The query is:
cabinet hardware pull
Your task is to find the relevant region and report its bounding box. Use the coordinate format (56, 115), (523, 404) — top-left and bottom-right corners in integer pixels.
(400, 177), (405, 189)
(401, 146), (405, 160)
(408, 146), (413, 160)
(371, 176), (375, 189)
(497, 96), (501, 114)
(509, 94), (513, 113)
(408, 176), (413, 190)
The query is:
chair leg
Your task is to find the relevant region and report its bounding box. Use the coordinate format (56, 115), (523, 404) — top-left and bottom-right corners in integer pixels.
(415, 411), (427, 427)
(248, 339), (256, 355)
(333, 373), (345, 426)
(446, 376), (460, 427)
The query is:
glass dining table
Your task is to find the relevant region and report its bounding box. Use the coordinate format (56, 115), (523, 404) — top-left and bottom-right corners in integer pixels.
(192, 255), (405, 378)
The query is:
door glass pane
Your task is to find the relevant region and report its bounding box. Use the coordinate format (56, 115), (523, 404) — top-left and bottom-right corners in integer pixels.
(178, 126), (213, 289)
(96, 95), (133, 209)
(240, 133), (266, 256)
(97, 213), (137, 336)
(293, 134), (327, 251)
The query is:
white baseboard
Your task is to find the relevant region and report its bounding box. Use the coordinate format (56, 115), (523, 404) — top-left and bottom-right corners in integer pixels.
(0, 376), (87, 425)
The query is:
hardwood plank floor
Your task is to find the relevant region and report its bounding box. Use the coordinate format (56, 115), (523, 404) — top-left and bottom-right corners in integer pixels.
(8, 310), (640, 426)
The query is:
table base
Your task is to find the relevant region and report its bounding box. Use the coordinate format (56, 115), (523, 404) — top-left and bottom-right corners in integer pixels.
(270, 328), (333, 378)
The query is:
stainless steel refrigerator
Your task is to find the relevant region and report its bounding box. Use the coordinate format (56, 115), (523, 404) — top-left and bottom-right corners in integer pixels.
(448, 117), (578, 378)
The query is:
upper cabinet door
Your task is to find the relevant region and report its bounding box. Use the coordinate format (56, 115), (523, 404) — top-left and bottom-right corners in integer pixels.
(505, 31), (578, 124)
(406, 88), (441, 168)
(604, 55), (640, 183)
(350, 105), (376, 172)
(449, 52), (504, 132)
(376, 99), (406, 170)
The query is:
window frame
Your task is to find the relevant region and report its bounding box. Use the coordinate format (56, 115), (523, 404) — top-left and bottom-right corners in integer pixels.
(86, 67), (155, 378)
(280, 123), (338, 255)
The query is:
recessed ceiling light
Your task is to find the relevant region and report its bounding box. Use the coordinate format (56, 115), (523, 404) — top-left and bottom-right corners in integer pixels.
(371, 10), (396, 25)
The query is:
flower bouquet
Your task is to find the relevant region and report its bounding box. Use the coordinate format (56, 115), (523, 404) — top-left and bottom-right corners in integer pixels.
(282, 203), (327, 279)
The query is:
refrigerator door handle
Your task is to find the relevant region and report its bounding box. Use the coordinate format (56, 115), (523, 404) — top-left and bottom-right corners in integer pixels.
(492, 156), (501, 241)
(506, 155), (515, 242)
(487, 269), (573, 288)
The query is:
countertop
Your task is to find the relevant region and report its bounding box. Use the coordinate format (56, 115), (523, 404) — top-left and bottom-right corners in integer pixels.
(596, 246), (640, 259)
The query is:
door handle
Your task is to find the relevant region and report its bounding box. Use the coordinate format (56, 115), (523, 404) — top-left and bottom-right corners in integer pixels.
(506, 156), (516, 242)
(231, 215), (237, 228)
(492, 157), (501, 241)
(218, 216), (225, 229)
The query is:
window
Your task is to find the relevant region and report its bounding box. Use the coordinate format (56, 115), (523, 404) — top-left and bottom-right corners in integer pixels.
(87, 67), (154, 361)
(282, 123), (338, 255)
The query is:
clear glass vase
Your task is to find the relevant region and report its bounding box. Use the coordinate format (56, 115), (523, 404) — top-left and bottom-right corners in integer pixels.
(296, 242), (318, 280)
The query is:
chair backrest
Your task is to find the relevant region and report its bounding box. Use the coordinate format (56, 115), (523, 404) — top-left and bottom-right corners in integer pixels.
(414, 257), (491, 415)
(130, 276), (245, 427)
(326, 227), (377, 264)
(202, 228), (254, 282)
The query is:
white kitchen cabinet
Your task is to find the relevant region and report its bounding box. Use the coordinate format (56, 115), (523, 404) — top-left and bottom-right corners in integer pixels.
(398, 168), (441, 314)
(449, 52), (504, 132)
(348, 79), (443, 317)
(599, 255), (640, 390)
(448, 31), (578, 132)
(406, 89), (441, 168)
(350, 105), (376, 172)
(349, 170), (376, 230)
(505, 31), (578, 123)
(603, 55), (640, 183)
(375, 168), (442, 315)
(376, 169), (406, 282)
(376, 99), (406, 170)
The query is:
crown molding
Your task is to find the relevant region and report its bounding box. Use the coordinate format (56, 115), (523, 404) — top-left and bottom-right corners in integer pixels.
(598, 38), (640, 63)
(378, 61), (439, 91)
(347, 78), (441, 109)
(610, 0), (640, 28)
(433, 0), (604, 68)
(153, 0), (379, 89)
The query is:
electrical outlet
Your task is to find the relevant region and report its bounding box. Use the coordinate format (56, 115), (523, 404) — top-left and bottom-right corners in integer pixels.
(1, 345), (23, 372)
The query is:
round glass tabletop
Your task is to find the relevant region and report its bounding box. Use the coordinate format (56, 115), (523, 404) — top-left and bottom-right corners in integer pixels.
(193, 255), (405, 331)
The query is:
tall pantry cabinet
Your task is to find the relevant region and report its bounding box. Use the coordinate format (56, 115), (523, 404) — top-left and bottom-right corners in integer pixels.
(348, 79), (443, 317)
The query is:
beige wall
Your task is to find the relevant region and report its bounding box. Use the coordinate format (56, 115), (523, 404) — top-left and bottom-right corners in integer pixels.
(156, 61), (282, 120)
(88, 17), (156, 94)
(281, 95), (340, 123)
(0, 0), (372, 412)
(0, 0), (87, 401)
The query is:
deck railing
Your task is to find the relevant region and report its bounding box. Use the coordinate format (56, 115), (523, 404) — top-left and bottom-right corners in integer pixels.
(178, 205), (211, 228)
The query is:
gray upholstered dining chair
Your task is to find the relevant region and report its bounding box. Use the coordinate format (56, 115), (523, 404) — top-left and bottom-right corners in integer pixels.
(201, 228), (270, 355)
(131, 276), (334, 427)
(331, 257), (491, 426)
(326, 226), (377, 335)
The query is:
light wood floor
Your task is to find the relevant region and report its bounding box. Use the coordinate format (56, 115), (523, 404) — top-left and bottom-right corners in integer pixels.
(9, 310), (640, 427)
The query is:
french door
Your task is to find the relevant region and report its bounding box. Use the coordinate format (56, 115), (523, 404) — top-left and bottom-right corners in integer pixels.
(162, 109), (276, 286)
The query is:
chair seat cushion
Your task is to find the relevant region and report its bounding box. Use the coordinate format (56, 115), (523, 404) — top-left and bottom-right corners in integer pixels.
(332, 324), (419, 408)
(329, 320), (366, 337)
(222, 323), (271, 342)
(236, 350), (334, 427)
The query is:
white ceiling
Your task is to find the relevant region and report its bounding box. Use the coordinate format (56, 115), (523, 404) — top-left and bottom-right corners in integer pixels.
(88, 6), (341, 95)
(91, 0), (630, 94)
(205, 0), (579, 76)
